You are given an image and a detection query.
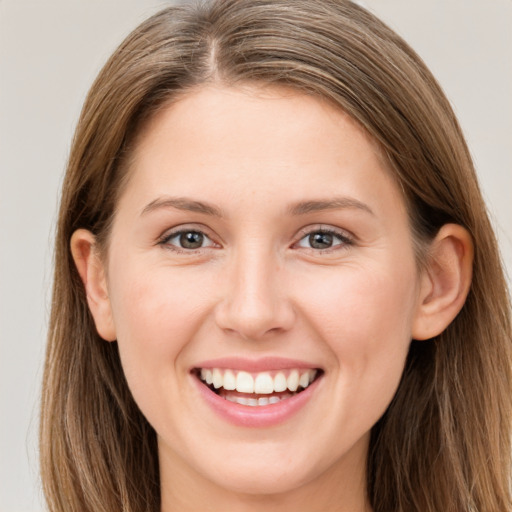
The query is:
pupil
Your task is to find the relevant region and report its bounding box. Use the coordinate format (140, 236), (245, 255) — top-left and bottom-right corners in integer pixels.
(180, 231), (203, 249)
(309, 232), (333, 249)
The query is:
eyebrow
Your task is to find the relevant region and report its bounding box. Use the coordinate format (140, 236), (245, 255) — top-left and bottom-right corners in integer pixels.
(140, 195), (374, 218)
(288, 197), (374, 216)
(141, 196), (224, 217)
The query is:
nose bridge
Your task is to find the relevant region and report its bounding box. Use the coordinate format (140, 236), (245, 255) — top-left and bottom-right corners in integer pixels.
(215, 241), (294, 339)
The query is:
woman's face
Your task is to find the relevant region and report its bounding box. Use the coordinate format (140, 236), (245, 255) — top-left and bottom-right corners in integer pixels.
(99, 85), (425, 502)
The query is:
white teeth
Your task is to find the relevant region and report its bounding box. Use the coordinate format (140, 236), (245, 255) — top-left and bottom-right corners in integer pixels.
(212, 368), (223, 389)
(236, 371), (254, 393)
(254, 373), (274, 394)
(274, 372), (288, 392)
(223, 370), (236, 390)
(287, 370), (299, 392)
(299, 371), (310, 389)
(201, 368), (213, 385)
(226, 395), (283, 406)
(199, 367), (319, 396)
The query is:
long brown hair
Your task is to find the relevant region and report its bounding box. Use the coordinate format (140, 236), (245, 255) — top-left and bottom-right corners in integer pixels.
(40, 1), (512, 510)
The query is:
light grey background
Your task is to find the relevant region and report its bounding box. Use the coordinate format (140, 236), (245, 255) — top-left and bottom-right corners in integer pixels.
(1, 1), (510, 510)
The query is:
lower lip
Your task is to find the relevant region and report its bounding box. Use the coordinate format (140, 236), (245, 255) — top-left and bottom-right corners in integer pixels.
(192, 373), (322, 428)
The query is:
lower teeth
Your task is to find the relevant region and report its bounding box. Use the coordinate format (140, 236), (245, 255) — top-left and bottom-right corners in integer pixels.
(224, 393), (294, 406)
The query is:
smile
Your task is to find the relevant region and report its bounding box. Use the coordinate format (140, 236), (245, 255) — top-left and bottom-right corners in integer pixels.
(195, 367), (321, 407)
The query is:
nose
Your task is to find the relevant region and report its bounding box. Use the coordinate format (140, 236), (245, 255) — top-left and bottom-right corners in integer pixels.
(214, 247), (296, 340)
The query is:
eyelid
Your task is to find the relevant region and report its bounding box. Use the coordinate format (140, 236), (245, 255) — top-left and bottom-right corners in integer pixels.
(157, 224), (221, 251)
(156, 223), (353, 253)
(293, 225), (354, 250)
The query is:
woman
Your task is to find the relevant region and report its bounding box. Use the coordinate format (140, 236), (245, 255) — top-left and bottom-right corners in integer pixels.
(40, 1), (512, 511)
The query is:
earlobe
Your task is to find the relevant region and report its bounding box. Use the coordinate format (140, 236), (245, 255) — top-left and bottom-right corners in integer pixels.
(412, 224), (473, 340)
(70, 229), (117, 341)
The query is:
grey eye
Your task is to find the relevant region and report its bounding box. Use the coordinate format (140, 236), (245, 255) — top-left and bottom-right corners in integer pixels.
(179, 231), (205, 249)
(296, 229), (351, 251)
(164, 230), (215, 250)
(308, 232), (334, 249)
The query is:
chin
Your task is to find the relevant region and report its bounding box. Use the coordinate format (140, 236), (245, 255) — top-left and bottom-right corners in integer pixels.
(182, 437), (336, 497)
(204, 463), (313, 496)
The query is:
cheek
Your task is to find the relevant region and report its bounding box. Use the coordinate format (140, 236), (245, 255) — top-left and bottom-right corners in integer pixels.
(106, 263), (212, 397)
(306, 263), (415, 336)
(300, 262), (417, 393)
(110, 258), (211, 335)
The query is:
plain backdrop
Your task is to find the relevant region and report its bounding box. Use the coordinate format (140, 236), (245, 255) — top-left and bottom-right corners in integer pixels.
(1, 1), (510, 510)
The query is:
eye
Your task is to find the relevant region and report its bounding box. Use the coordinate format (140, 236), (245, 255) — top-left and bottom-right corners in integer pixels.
(160, 229), (217, 251)
(295, 228), (352, 251)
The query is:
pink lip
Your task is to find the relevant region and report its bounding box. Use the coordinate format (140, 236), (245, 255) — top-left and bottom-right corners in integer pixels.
(193, 356), (320, 372)
(191, 365), (322, 428)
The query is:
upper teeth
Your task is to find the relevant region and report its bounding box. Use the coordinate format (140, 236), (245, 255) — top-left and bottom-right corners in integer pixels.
(199, 368), (318, 394)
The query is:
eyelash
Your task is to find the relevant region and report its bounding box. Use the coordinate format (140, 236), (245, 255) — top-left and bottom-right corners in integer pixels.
(157, 226), (353, 254)
(294, 227), (353, 253)
(157, 227), (218, 254)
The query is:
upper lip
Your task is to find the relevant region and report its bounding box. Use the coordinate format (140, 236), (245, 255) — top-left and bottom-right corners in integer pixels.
(192, 356), (322, 373)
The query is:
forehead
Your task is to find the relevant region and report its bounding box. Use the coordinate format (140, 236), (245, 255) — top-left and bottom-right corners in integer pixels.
(120, 84), (405, 220)
(134, 84), (382, 158)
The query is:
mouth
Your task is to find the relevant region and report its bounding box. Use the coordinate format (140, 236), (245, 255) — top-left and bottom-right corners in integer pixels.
(193, 367), (323, 407)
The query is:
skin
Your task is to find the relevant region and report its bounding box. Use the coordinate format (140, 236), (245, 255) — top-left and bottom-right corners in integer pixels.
(72, 85), (473, 511)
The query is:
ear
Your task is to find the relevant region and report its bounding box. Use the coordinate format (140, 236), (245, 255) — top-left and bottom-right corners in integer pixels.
(412, 224), (473, 340)
(70, 229), (117, 341)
